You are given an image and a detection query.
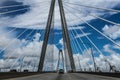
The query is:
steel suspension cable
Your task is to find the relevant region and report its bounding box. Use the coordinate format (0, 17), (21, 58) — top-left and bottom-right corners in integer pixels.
(70, 27), (90, 56)
(19, 29), (39, 70)
(63, 1), (120, 13)
(69, 28), (83, 54)
(69, 28), (85, 57)
(0, 6), (49, 37)
(5, 29), (36, 60)
(0, 29), (28, 54)
(70, 27), (95, 67)
(69, 29), (86, 71)
(64, 6), (120, 48)
(70, 31), (83, 71)
(0, 1), (50, 9)
(71, 31), (82, 54)
(10, 29), (43, 70)
(64, 7), (110, 64)
(65, 4), (120, 27)
(69, 28), (91, 70)
(69, 30), (78, 54)
(0, 4), (49, 15)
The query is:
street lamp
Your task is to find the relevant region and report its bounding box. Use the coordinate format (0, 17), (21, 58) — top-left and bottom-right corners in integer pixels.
(82, 42), (97, 72)
(77, 55), (82, 71)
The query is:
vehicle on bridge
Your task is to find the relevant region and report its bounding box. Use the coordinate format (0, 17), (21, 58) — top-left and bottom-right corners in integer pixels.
(59, 69), (64, 74)
(10, 69), (17, 72)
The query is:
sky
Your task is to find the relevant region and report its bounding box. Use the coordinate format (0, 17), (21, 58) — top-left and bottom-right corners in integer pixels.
(0, 0), (120, 72)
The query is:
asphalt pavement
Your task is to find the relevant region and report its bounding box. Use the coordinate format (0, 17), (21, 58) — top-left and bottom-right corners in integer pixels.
(5, 73), (120, 80)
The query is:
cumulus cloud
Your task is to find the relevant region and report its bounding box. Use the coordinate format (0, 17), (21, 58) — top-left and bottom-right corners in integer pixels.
(0, 29), (60, 71)
(73, 44), (120, 72)
(73, 48), (94, 71)
(0, 33), (120, 72)
(102, 44), (120, 71)
(102, 25), (120, 39)
(0, 27), (19, 49)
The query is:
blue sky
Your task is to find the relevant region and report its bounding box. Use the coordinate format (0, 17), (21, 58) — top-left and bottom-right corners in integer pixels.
(0, 0), (120, 71)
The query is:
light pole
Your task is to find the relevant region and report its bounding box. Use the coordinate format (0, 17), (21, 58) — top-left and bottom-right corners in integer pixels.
(82, 42), (97, 72)
(77, 55), (82, 71)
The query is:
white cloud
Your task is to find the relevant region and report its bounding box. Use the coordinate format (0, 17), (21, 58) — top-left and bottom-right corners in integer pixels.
(68, 26), (84, 30)
(102, 25), (120, 39)
(73, 48), (95, 71)
(0, 0), (119, 29)
(102, 44), (120, 71)
(0, 34), (120, 72)
(103, 44), (117, 54)
(72, 44), (120, 72)
(0, 0), (120, 71)
(0, 27), (20, 49)
(97, 36), (104, 40)
(59, 38), (63, 46)
(0, 30), (61, 71)
(75, 33), (91, 38)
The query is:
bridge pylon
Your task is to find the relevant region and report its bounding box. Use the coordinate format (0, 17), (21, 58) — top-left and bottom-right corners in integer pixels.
(56, 50), (65, 73)
(38, 0), (76, 72)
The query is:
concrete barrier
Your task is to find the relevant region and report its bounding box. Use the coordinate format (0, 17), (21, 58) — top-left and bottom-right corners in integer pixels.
(0, 72), (39, 79)
(0, 71), (57, 79)
(76, 72), (120, 78)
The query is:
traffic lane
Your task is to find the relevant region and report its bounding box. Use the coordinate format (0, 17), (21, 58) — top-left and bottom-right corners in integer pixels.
(67, 73), (120, 80)
(5, 73), (59, 80)
(5, 73), (120, 80)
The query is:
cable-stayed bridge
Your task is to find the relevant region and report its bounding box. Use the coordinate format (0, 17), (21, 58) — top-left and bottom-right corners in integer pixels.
(0, 0), (120, 79)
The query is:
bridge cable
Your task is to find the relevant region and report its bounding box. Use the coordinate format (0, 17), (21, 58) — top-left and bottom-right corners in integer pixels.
(64, 6), (107, 57)
(64, 6), (120, 48)
(5, 29), (35, 60)
(63, 1), (120, 13)
(69, 29), (83, 55)
(70, 27), (91, 57)
(69, 30), (83, 71)
(3, 29), (43, 58)
(19, 30), (44, 71)
(65, 4), (120, 27)
(0, 4), (49, 15)
(70, 27), (96, 71)
(0, 29), (28, 54)
(64, 5), (93, 70)
(64, 6), (113, 70)
(0, 1), (50, 9)
(64, 7), (118, 71)
(69, 29), (85, 59)
(69, 30), (79, 69)
(20, 30), (40, 71)
(10, 29), (43, 70)
(0, 6), (49, 37)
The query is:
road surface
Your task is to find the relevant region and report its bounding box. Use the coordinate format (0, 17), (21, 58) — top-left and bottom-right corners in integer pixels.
(5, 73), (120, 80)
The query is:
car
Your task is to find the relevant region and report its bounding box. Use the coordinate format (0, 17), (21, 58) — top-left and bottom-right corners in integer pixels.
(10, 69), (17, 72)
(23, 69), (29, 72)
(59, 69), (64, 74)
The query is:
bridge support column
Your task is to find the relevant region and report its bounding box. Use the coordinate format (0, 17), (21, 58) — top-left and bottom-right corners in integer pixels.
(58, 0), (76, 72)
(38, 0), (76, 72)
(57, 50), (65, 73)
(38, 0), (56, 72)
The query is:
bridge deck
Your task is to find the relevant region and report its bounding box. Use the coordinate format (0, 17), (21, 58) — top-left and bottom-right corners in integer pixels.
(5, 73), (120, 80)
